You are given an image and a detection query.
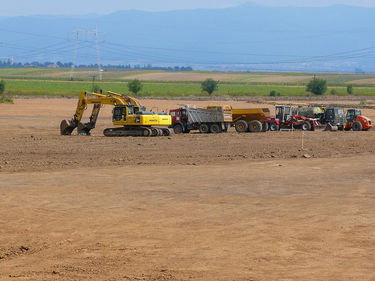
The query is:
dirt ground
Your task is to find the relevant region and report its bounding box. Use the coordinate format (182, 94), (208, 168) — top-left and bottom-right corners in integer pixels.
(1, 99), (375, 280)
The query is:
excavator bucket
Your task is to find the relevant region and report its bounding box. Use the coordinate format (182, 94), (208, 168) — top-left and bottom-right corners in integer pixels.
(77, 122), (92, 136)
(60, 120), (77, 135)
(324, 123), (338, 131)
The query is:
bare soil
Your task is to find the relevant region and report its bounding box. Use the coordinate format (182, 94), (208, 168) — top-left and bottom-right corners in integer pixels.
(1, 99), (375, 280)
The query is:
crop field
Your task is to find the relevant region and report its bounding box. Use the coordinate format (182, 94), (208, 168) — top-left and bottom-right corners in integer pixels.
(1, 68), (375, 97)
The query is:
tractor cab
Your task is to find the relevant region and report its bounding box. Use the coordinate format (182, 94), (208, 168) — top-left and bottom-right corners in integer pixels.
(346, 109), (362, 122)
(275, 105), (293, 123)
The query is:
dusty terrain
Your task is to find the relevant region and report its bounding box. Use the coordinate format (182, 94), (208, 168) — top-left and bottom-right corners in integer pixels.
(1, 99), (375, 280)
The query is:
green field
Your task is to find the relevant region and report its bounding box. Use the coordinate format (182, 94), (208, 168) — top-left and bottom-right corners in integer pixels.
(1, 68), (375, 97)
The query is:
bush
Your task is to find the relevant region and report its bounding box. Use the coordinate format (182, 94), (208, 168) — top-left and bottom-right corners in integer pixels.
(270, 90), (281, 97)
(330, 89), (337, 95)
(201, 78), (218, 96)
(347, 84), (353, 95)
(92, 84), (100, 93)
(127, 79), (143, 95)
(0, 80), (5, 95)
(306, 77), (327, 95)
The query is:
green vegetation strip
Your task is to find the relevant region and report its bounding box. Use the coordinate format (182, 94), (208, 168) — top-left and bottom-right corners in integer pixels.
(3, 79), (375, 97)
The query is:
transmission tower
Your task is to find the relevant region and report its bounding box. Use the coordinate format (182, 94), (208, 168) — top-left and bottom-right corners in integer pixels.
(70, 29), (103, 81)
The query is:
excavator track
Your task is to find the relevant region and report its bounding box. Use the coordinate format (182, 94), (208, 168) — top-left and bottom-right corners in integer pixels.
(103, 127), (171, 137)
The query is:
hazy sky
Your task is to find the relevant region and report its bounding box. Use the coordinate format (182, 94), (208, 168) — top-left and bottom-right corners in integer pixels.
(1, 0), (375, 16)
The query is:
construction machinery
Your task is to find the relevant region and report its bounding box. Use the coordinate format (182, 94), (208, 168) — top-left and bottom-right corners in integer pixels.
(345, 109), (373, 131)
(170, 104), (232, 134)
(319, 107), (346, 131)
(230, 108), (270, 133)
(60, 90), (172, 137)
(265, 105), (320, 131)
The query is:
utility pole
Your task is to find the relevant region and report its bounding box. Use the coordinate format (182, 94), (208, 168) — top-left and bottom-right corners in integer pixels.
(70, 29), (103, 81)
(70, 30), (79, 81)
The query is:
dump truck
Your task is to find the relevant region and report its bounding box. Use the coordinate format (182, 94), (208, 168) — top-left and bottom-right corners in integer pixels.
(170, 104), (232, 134)
(266, 105), (320, 131)
(230, 108), (271, 133)
(345, 109), (373, 131)
(60, 90), (172, 137)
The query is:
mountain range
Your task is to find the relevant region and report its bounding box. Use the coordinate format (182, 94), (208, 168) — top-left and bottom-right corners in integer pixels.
(0, 3), (375, 72)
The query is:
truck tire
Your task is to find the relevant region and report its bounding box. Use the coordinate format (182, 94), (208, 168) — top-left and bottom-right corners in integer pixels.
(353, 121), (363, 131)
(199, 123), (210, 134)
(269, 122), (279, 131)
(162, 128), (172, 136)
(223, 123), (230, 132)
(301, 121), (312, 131)
(235, 120), (248, 133)
(248, 120), (262, 132)
(262, 122), (269, 132)
(210, 123), (221, 134)
(173, 124), (183, 134)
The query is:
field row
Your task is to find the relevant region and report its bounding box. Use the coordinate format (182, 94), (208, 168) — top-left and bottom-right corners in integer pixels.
(3, 79), (375, 97)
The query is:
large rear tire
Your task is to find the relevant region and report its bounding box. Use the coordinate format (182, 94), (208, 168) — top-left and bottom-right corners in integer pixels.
(248, 120), (262, 132)
(210, 123), (221, 134)
(173, 124), (183, 134)
(199, 123), (210, 134)
(269, 122), (279, 131)
(353, 121), (363, 131)
(235, 120), (248, 133)
(301, 121), (312, 131)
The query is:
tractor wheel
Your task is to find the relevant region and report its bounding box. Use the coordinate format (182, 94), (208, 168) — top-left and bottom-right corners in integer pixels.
(235, 120), (248, 133)
(173, 124), (183, 134)
(248, 120), (262, 132)
(353, 121), (363, 131)
(210, 123), (221, 134)
(301, 121), (312, 131)
(262, 122), (269, 132)
(269, 122), (279, 131)
(199, 123), (210, 134)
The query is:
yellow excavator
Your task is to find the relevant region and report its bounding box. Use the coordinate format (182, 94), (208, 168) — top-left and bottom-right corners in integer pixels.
(60, 90), (172, 137)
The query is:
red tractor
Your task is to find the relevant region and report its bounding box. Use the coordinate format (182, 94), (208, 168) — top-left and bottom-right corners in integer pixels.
(266, 105), (320, 131)
(345, 109), (373, 131)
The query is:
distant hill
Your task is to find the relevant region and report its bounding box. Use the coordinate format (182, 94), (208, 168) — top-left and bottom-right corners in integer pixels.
(0, 3), (375, 72)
